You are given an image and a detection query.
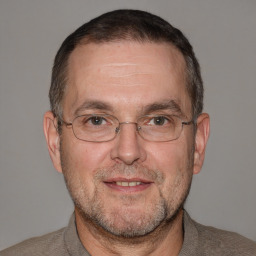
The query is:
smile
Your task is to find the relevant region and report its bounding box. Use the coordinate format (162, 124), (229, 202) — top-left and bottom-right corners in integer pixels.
(115, 181), (142, 186)
(103, 179), (152, 193)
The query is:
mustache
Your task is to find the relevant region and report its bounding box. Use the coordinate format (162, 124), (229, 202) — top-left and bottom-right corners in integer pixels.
(94, 163), (165, 185)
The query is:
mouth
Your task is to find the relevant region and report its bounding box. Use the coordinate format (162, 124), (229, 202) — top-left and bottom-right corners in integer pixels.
(114, 181), (143, 186)
(103, 179), (152, 192)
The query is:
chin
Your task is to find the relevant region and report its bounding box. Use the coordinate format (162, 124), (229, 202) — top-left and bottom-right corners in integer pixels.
(77, 195), (171, 238)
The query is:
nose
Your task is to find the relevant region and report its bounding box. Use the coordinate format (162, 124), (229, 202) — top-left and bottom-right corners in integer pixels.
(110, 123), (147, 165)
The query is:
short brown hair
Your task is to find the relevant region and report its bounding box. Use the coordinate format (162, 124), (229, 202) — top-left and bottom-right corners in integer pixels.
(49, 9), (203, 122)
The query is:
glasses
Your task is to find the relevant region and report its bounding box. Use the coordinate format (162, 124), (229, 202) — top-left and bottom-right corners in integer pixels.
(60, 114), (194, 142)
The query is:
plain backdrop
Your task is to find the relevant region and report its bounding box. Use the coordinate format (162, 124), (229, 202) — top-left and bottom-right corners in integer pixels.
(0, 0), (256, 250)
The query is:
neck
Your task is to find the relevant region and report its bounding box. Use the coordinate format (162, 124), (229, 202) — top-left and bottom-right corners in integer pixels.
(75, 207), (184, 256)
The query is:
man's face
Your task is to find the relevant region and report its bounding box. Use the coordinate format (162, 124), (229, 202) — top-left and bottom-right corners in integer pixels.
(59, 41), (196, 237)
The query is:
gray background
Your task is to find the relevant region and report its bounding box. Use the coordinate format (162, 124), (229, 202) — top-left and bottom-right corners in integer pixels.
(0, 0), (256, 250)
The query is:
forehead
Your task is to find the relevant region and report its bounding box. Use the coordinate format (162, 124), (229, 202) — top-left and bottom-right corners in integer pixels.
(68, 41), (186, 79)
(64, 41), (190, 117)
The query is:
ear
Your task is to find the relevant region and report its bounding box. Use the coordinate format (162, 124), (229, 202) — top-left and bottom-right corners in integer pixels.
(43, 111), (63, 173)
(193, 113), (210, 174)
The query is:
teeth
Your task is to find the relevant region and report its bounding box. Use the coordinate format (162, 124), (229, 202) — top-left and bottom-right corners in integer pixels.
(116, 181), (141, 186)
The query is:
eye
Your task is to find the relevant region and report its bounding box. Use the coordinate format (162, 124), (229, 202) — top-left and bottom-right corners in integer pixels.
(149, 116), (169, 126)
(88, 116), (106, 125)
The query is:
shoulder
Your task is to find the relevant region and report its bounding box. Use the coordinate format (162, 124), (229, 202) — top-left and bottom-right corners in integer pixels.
(194, 220), (256, 255)
(0, 228), (67, 256)
(182, 211), (256, 256)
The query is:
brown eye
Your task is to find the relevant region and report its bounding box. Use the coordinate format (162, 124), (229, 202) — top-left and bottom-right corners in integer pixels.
(151, 116), (167, 126)
(89, 116), (105, 125)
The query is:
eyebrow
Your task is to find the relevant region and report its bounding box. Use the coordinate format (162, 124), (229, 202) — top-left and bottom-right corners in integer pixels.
(73, 100), (113, 116)
(143, 100), (185, 117)
(73, 99), (185, 118)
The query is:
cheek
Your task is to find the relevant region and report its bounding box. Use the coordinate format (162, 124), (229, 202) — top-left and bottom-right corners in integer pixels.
(61, 133), (113, 176)
(145, 140), (191, 172)
(145, 140), (194, 205)
(60, 137), (114, 199)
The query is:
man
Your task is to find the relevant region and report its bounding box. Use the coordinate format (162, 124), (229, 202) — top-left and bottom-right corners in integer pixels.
(1, 9), (255, 256)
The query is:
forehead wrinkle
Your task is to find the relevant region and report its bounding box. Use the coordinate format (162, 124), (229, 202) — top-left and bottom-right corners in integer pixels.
(107, 72), (153, 78)
(100, 66), (154, 78)
(101, 63), (139, 67)
(71, 63), (159, 81)
(98, 62), (161, 78)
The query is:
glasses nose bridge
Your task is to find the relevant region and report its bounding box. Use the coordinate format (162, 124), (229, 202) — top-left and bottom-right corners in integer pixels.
(116, 121), (141, 133)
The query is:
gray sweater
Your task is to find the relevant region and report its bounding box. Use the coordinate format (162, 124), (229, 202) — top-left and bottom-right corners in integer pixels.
(1, 211), (256, 256)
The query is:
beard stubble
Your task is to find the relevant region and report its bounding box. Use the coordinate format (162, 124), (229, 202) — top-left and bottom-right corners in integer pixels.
(60, 140), (194, 238)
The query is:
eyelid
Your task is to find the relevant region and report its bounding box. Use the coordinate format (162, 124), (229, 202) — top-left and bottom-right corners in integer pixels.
(86, 112), (110, 116)
(88, 114), (118, 124)
(145, 113), (178, 119)
(87, 115), (110, 120)
(75, 110), (111, 118)
(144, 110), (180, 116)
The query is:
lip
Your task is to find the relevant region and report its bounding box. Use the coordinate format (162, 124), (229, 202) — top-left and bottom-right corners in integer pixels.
(103, 177), (153, 193)
(104, 177), (152, 183)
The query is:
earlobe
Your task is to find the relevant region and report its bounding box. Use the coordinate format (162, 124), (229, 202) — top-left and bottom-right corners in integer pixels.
(43, 111), (63, 173)
(193, 113), (210, 174)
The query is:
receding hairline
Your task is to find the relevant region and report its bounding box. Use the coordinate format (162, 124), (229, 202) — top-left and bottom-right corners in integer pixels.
(50, 9), (203, 125)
